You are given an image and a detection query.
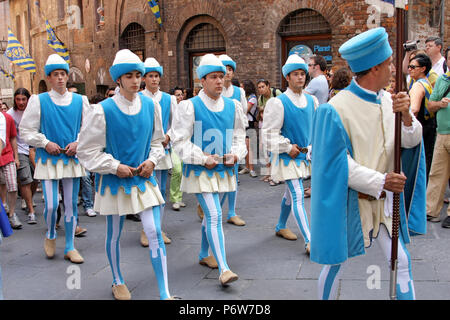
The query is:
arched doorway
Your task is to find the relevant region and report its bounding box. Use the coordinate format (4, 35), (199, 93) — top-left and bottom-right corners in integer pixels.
(119, 22), (146, 61)
(184, 23), (226, 89)
(38, 80), (48, 93)
(278, 9), (332, 87)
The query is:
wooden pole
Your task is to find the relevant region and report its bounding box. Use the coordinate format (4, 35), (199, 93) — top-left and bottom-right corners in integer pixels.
(390, 6), (406, 301)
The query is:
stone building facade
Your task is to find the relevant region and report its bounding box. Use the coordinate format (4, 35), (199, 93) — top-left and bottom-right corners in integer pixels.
(7, 0), (449, 96)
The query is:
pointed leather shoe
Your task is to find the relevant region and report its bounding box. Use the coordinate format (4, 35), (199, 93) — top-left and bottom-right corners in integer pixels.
(227, 215), (246, 226)
(44, 238), (56, 258)
(112, 284), (131, 300)
(64, 249), (84, 264)
(276, 228), (298, 241)
(219, 270), (239, 286)
(199, 255), (218, 269)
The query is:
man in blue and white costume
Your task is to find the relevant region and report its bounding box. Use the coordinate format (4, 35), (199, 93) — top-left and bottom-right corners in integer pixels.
(217, 54), (248, 227)
(20, 54), (90, 264)
(262, 54), (317, 254)
(140, 57), (178, 246)
(77, 49), (173, 300)
(172, 54), (247, 286)
(310, 27), (427, 300)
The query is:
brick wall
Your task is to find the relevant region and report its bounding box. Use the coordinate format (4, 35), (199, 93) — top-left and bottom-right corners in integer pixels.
(9, 0), (448, 95)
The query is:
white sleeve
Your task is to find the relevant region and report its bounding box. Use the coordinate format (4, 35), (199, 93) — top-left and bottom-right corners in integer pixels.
(230, 100), (248, 161)
(19, 94), (50, 148)
(347, 154), (386, 198)
(76, 95), (92, 143)
(401, 113), (423, 148)
(166, 95), (178, 142)
(0, 113), (6, 148)
(240, 88), (249, 127)
(171, 100), (208, 165)
(149, 101), (166, 166)
(77, 104), (120, 175)
(261, 97), (292, 154)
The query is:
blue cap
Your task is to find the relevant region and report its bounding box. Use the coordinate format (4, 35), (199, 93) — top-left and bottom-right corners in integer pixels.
(339, 27), (393, 73)
(282, 54), (308, 78)
(196, 54), (226, 79)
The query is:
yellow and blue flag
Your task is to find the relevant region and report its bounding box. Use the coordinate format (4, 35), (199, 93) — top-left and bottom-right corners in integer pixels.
(4, 28), (36, 74)
(147, 0), (162, 26)
(0, 67), (15, 80)
(46, 20), (71, 64)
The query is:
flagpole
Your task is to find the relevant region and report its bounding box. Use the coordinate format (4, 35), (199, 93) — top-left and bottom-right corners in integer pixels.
(27, 0), (34, 92)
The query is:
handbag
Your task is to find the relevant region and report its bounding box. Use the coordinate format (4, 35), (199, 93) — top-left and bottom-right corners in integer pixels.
(0, 202), (13, 238)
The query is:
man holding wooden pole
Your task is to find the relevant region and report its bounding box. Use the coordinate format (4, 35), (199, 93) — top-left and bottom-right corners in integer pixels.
(310, 27), (427, 300)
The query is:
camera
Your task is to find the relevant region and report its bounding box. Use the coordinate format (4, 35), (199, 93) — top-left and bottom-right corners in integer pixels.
(403, 40), (420, 52)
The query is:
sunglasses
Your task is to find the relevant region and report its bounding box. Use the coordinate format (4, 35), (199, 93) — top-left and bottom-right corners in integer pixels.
(407, 65), (422, 70)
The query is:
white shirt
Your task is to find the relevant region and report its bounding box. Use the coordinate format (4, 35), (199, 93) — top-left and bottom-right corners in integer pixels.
(77, 90), (165, 175)
(0, 112), (6, 149)
(7, 108), (29, 155)
(262, 87), (319, 155)
(20, 89), (91, 149)
(432, 56), (446, 77)
(305, 74), (329, 105)
(140, 88), (177, 141)
(171, 89), (247, 166)
(222, 84), (249, 127)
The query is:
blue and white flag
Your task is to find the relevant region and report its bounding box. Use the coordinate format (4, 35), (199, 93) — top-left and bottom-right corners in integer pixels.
(4, 28), (36, 74)
(147, 0), (162, 26)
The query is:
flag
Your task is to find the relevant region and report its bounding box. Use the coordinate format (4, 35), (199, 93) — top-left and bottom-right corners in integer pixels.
(381, 0), (408, 9)
(45, 20), (71, 64)
(147, 0), (162, 26)
(3, 28), (36, 74)
(0, 67), (15, 80)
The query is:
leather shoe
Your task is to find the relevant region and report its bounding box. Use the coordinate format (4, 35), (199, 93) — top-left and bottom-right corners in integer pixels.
(172, 202), (180, 211)
(427, 215), (441, 223)
(140, 230), (149, 247)
(44, 238), (56, 258)
(112, 284), (131, 300)
(64, 249), (84, 264)
(276, 228), (298, 241)
(219, 270), (238, 286)
(304, 187), (311, 198)
(199, 255), (218, 269)
(75, 225), (87, 237)
(305, 242), (311, 256)
(162, 231), (172, 244)
(227, 215), (246, 226)
(197, 204), (204, 221)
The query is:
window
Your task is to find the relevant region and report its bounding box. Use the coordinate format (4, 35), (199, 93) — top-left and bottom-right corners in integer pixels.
(119, 23), (146, 60)
(15, 15), (21, 43)
(185, 23), (226, 52)
(58, 0), (65, 20)
(279, 9), (331, 37)
(184, 23), (226, 88)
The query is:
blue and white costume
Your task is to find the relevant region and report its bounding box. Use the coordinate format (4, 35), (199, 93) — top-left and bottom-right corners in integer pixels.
(77, 49), (171, 300)
(262, 54), (317, 251)
(172, 54), (247, 284)
(310, 28), (427, 300)
(219, 54), (248, 223)
(20, 54), (89, 260)
(140, 57), (178, 239)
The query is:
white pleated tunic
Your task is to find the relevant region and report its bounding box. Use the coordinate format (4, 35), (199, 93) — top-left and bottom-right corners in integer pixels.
(171, 89), (247, 194)
(77, 90), (166, 215)
(19, 89), (88, 180)
(262, 88), (318, 182)
(140, 89), (177, 170)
